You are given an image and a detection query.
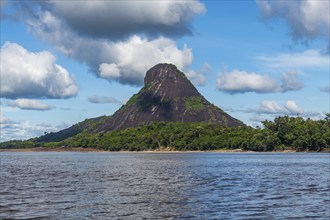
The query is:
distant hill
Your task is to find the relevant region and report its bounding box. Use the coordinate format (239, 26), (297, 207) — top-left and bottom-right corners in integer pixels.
(37, 63), (244, 142)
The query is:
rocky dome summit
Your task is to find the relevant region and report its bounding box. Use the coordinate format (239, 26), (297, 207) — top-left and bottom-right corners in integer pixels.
(144, 63), (203, 99)
(94, 63), (244, 132)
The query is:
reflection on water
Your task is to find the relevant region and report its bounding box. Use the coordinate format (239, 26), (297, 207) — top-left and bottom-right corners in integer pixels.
(1, 152), (329, 219)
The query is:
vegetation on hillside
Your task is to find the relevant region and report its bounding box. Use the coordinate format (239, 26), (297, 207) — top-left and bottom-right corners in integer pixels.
(184, 96), (205, 111)
(170, 64), (186, 78)
(1, 115), (329, 152)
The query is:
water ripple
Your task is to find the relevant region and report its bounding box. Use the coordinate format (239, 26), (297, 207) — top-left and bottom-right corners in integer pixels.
(1, 152), (329, 219)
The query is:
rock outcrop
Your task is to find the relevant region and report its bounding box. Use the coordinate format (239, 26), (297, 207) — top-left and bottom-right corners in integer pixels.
(95, 63), (244, 132)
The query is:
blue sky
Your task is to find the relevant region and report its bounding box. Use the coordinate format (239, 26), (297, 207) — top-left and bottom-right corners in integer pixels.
(1, 0), (329, 141)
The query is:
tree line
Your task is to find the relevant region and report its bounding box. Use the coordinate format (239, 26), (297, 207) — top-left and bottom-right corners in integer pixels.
(1, 115), (329, 152)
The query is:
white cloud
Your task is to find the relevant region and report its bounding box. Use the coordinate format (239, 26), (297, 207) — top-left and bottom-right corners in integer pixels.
(259, 100), (304, 115)
(88, 96), (122, 105)
(284, 100), (304, 114)
(216, 69), (274, 94)
(99, 63), (121, 80)
(259, 100), (286, 114)
(0, 115), (68, 142)
(7, 99), (53, 111)
(257, 0), (329, 41)
(0, 42), (78, 99)
(247, 100), (304, 115)
(97, 36), (193, 85)
(216, 68), (303, 94)
(256, 50), (329, 70)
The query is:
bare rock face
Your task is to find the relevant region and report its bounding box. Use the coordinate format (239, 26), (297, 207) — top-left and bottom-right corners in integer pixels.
(95, 63), (244, 132)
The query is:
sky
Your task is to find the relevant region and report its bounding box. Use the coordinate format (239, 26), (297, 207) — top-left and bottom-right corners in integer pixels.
(0, 0), (329, 142)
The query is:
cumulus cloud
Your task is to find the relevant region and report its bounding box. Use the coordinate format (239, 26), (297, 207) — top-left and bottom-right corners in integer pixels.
(259, 101), (287, 114)
(257, 0), (329, 41)
(216, 70), (278, 94)
(225, 100), (308, 117)
(257, 100), (324, 119)
(284, 100), (304, 114)
(99, 63), (121, 80)
(88, 96), (122, 105)
(222, 101), (322, 125)
(216, 69), (302, 94)
(0, 42), (78, 99)
(7, 99), (53, 111)
(97, 36), (193, 85)
(50, 1), (205, 39)
(249, 100), (304, 115)
(3, 1), (202, 86)
(26, 12), (194, 86)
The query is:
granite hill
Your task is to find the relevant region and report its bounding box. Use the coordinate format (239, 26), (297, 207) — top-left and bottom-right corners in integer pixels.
(37, 63), (244, 142)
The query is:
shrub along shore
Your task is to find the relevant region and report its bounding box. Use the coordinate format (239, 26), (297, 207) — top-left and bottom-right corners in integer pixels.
(1, 116), (329, 152)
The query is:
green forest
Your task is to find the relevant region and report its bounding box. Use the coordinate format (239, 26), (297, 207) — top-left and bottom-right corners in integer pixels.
(1, 115), (329, 152)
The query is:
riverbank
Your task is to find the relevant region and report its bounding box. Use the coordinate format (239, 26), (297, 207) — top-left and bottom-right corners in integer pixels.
(1, 147), (328, 153)
(0, 148), (250, 153)
(0, 147), (107, 152)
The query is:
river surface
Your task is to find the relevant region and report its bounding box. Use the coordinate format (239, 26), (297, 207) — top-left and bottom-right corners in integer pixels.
(0, 152), (329, 219)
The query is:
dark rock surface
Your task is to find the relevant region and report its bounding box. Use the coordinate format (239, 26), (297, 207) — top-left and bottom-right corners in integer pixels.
(94, 63), (244, 132)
